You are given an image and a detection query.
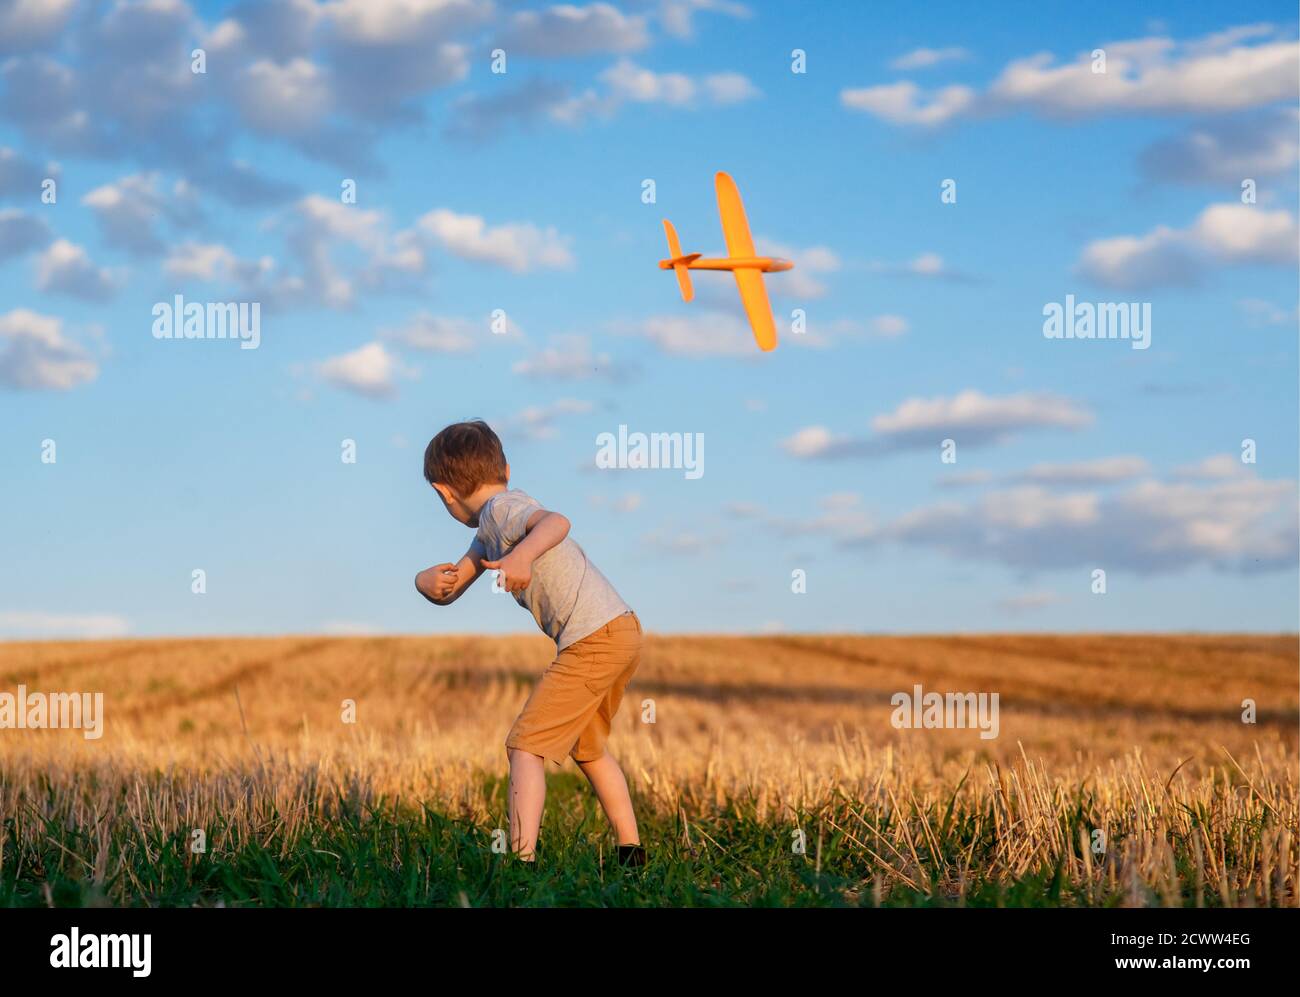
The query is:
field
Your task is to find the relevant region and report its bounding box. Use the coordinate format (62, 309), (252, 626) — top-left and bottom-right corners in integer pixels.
(0, 632), (1296, 907)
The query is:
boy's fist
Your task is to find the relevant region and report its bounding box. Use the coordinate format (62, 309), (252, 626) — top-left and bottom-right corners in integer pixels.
(482, 554), (531, 594)
(419, 563), (459, 602)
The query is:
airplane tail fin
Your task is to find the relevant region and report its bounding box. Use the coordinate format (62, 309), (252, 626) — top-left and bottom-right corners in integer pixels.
(662, 219), (694, 302)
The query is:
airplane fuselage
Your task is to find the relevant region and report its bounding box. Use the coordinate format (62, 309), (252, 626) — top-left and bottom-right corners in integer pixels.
(658, 256), (793, 272)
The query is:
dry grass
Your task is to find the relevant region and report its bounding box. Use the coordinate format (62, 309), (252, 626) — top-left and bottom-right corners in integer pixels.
(0, 632), (1296, 906)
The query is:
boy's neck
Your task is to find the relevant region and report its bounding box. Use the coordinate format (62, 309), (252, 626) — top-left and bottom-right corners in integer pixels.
(465, 481), (508, 517)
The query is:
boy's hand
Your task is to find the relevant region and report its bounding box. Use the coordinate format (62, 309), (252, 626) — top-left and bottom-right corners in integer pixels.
(422, 563), (460, 602)
(482, 553), (531, 594)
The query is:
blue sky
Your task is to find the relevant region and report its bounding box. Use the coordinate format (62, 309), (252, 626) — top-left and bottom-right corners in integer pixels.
(1, 0), (1297, 639)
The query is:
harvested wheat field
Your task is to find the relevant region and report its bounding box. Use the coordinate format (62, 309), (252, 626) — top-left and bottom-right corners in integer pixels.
(0, 633), (1295, 907)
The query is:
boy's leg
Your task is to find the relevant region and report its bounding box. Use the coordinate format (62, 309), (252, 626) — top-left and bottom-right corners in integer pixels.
(576, 750), (639, 846)
(507, 747), (546, 860)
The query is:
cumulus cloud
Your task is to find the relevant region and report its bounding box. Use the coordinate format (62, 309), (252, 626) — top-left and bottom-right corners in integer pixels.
(1140, 108), (1300, 186)
(842, 81), (976, 125)
(591, 492), (643, 513)
(0, 610), (128, 639)
(996, 591), (1062, 614)
(0, 0), (491, 199)
(496, 3), (649, 57)
(445, 57), (759, 140)
(1172, 453), (1251, 481)
(35, 239), (117, 301)
(0, 145), (59, 200)
(890, 47), (971, 70)
(635, 310), (757, 357)
(1077, 202), (1298, 289)
(866, 252), (976, 283)
(0, 308), (98, 390)
(315, 341), (413, 399)
(881, 475), (1297, 575)
(0, 0), (76, 55)
(781, 390), (1093, 459)
(1015, 456), (1150, 484)
(843, 25), (1298, 126)
(513, 334), (632, 381)
(0, 207), (51, 261)
(506, 397), (596, 440)
(82, 172), (199, 255)
(383, 312), (478, 353)
(757, 238), (839, 298)
(418, 208), (573, 272)
(658, 0), (751, 40)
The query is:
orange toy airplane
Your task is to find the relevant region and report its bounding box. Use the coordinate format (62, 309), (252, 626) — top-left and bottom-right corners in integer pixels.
(659, 171), (793, 352)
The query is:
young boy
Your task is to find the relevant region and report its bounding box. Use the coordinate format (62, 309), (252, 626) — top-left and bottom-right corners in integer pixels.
(414, 420), (646, 866)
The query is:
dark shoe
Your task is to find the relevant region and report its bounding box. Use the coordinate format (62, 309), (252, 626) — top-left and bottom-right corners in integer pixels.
(617, 844), (646, 868)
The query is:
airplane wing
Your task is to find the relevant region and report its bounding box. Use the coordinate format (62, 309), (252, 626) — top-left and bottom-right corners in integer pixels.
(715, 171), (756, 257)
(733, 268), (777, 351)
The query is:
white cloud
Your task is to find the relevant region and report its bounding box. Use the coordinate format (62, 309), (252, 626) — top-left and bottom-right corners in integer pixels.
(865, 252), (973, 282)
(35, 239), (117, 301)
(320, 620), (380, 636)
(1172, 453), (1250, 481)
(780, 390), (1093, 459)
(871, 390), (1092, 444)
(658, 0), (750, 39)
(883, 474), (1297, 574)
(890, 47), (971, 70)
(0, 610), (129, 639)
(497, 4), (649, 57)
(383, 312), (477, 353)
(871, 314), (909, 337)
(1017, 456), (1150, 484)
(996, 591), (1061, 613)
(844, 26), (1299, 127)
(0, 207), (50, 260)
(591, 491), (643, 513)
(0, 308), (98, 391)
(0, 0), (76, 54)
(233, 58), (334, 137)
(315, 341), (413, 398)
(841, 81), (975, 126)
(418, 208), (573, 272)
(507, 397), (595, 440)
(82, 172), (198, 255)
(513, 334), (630, 380)
(0, 146), (60, 200)
(600, 58), (760, 108)
(1078, 202), (1298, 289)
(164, 242), (258, 281)
(637, 310), (757, 356)
(757, 237), (839, 298)
(1140, 108), (1300, 185)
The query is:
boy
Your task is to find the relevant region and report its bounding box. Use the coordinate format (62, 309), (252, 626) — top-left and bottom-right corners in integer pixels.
(414, 420), (646, 867)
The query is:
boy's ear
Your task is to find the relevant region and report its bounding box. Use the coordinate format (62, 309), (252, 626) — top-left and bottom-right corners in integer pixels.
(431, 481), (456, 504)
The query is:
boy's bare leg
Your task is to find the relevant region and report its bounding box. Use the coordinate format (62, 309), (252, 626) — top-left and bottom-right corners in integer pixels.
(576, 750), (640, 845)
(507, 748), (546, 860)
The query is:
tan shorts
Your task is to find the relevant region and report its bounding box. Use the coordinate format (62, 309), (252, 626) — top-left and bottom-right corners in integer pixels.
(505, 610), (642, 766)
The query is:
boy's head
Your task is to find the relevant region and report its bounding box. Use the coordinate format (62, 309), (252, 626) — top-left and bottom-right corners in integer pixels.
(423, 420), (509, 526)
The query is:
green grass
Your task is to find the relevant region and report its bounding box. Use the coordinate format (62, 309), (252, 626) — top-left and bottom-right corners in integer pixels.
(5, 769), (1281, 908)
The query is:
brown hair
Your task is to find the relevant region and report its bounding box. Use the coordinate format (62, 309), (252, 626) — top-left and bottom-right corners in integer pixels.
(423, 420), (508, 495)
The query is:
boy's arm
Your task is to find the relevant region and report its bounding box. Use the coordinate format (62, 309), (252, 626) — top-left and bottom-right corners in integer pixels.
(482, 509), (569, 594)
(415, 541), (488, 606)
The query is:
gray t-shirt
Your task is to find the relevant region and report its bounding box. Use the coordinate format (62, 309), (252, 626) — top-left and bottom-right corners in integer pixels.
(474, 489), (631, 650)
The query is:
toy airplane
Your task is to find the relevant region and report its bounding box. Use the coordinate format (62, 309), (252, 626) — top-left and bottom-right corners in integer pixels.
(659, 171), (793, 352)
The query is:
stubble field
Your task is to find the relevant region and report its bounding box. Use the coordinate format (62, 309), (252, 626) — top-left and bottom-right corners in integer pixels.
(0, 632), (1295, 907)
